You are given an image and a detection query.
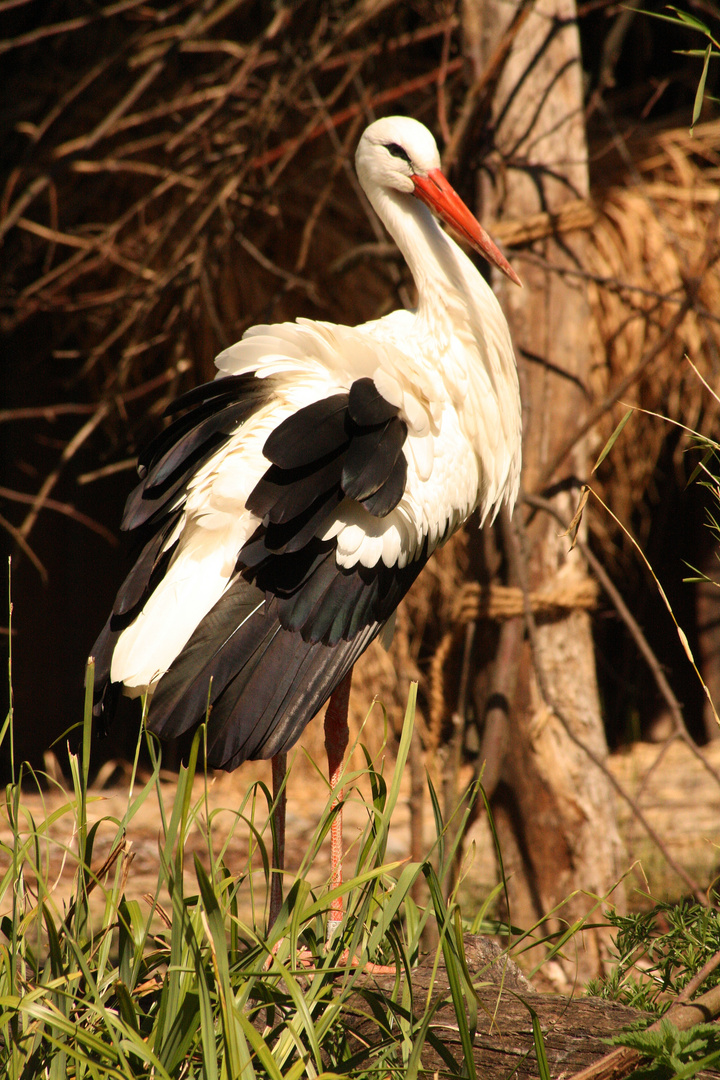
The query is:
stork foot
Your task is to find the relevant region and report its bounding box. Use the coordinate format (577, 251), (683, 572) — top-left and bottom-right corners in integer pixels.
(262, 936), (395, 974)
(263, 942), (315, 971)
(338, 950), (396, 974)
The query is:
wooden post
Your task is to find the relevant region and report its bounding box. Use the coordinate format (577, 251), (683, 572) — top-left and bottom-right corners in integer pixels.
(462, 0), (626, 982)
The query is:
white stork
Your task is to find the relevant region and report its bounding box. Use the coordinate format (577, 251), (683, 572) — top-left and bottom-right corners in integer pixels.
(91, 115), (522, 937)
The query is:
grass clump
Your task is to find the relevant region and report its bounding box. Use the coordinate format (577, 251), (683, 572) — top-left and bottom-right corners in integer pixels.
(0, 669), (497, 1080)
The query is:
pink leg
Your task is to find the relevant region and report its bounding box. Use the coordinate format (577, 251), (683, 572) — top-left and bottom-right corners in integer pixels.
(324, 670), (352, 938)
(269, 752), (287, 930)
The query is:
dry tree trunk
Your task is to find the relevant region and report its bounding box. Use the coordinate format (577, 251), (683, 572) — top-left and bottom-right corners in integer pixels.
(463, 0), (626, 983)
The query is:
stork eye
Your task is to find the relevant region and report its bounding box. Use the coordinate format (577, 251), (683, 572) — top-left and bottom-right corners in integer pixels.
(386, 142), (412, 166)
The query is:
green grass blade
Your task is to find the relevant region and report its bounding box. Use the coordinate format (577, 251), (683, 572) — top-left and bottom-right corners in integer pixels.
(404, 996), (446, 1080)
(667, 4), (716, 40)
(156, 989), (202, 1073)
(692, 44), (712, 130)
(592, 408), (633, 473)
(527, 1002), (552, 1080)
(423, 862), (477, 1080)
(113, 980), (140, 1035)
(478, 783), (511, 935)
(194, 855), (230, 986)
(237, 1011), (289, 1080)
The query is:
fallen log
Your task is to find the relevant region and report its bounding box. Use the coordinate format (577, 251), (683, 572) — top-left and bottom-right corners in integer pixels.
(345, 936), (719, 1080)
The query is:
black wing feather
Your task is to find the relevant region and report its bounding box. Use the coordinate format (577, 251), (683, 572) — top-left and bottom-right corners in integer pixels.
(274, 545), (339, 634)
(163, 373), (265, 416)
(147, 577), (271, 739)
(146, 571), (380, 767)
(113, 517), (180, 619)
(136, 375), (272, 479)
(254, 487), (345, 556)
(123, 375), (277, 531)
(341, 417), (407, 501)
(207, 629), (376, 769)
(263, 394), (350, 468)
(360, 453), (408, 517)
(141, 401), (251, 494)
(246, 453), (344, 525)
(348, 377), (399, 426)
(94, 373), (276, 719)
(205, 632), (319, 763)
(123, 403), (251, 531)
(242, 375), (407, 572)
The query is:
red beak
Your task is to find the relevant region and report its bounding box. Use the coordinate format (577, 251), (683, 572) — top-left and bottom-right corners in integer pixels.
(412, 168), (522, 287)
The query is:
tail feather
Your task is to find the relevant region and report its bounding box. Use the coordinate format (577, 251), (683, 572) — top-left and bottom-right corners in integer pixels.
(146, 579), (269, 739)
(145, 573), (381, 768)
(204, 621), (377, 769)
(204, 632), (321, 764)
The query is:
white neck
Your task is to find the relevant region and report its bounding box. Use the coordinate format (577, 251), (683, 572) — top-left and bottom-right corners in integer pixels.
(366, 184), (516, 377)
(365, 181), (522, 520)
(368, 186), (469, 328)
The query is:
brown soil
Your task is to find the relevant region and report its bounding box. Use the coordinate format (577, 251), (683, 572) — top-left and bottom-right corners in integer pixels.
(0, 728), (497, 932)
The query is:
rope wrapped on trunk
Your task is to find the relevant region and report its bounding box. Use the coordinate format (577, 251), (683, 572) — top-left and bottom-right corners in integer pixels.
(428, 576), (599, 747)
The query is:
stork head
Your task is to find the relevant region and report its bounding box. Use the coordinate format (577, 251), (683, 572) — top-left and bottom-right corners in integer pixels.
(355, 115), (521, 287)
